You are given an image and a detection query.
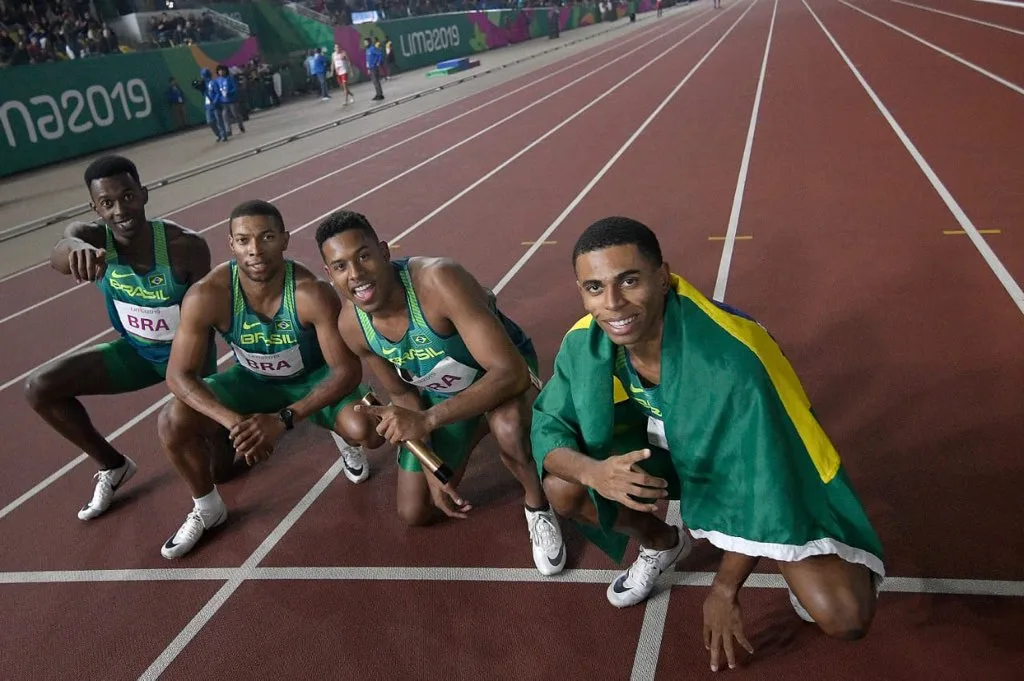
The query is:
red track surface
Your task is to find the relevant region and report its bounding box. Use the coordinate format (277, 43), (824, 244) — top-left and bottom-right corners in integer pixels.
(1, 1), (1022, 678)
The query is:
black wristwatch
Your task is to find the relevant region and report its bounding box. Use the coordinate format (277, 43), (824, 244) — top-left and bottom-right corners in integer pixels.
(278, 408), (295, 431)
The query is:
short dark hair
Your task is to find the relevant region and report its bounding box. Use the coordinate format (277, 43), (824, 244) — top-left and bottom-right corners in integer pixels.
(315, 209), (379, 254)
(84, 155), (141, 190)
(229, 199), (285, 233)
(572, 217), (663, 270)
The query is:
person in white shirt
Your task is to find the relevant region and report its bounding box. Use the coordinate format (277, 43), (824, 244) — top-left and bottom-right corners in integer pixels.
(331, 44), (355, 105)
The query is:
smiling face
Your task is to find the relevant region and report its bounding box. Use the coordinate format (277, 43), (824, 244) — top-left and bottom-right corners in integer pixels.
(88, 174), (149, 241)
(228, 213), (289, 284)
(574, 243), (669, 347)
(319, 227), (396, 314)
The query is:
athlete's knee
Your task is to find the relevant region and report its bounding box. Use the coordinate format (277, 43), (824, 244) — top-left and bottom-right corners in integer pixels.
(796, 575), (876, 640)
(488, 403), (530, 463)
(23, 364), (63, 408)
(396, 495), (434, 526)
(158, 398), (202, 452)
(542, 474), (588, 518)
(335, 402), (384, 449)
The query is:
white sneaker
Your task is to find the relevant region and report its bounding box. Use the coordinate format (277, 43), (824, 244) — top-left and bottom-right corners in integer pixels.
(606, 525), (691, 608)
(331, 432), (369, 483)
(161, 506), (227, 559)
(526, 507), (566, 576)
(78, 456), (138, 520)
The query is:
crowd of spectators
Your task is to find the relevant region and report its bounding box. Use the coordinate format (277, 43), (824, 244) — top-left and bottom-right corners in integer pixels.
(1, 0), (121, 67)
(147, 10), (234, 49)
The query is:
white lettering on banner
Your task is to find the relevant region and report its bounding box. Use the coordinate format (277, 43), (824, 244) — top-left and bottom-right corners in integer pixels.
(399, 25), (461, 58)
(114, 301), (180, 342)
(0, 78), (152, 149)
(647, 416), (669, 450)
(398, 356), (478, 394)
(231, 343), (305, 378)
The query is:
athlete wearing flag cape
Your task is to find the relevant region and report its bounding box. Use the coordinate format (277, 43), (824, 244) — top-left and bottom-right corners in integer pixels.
(532, 217), (884, 672)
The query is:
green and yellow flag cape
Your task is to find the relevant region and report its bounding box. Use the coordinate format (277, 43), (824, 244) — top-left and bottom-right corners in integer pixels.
(531, 274), (885, 579)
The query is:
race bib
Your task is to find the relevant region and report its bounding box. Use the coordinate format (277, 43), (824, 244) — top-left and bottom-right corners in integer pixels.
(231, 343), (305, 378)
(647, 416), (668, 450)
(114, 300), (180, 342)
(399, 356), (479, 395)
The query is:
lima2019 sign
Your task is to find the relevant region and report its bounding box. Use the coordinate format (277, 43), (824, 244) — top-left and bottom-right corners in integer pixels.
(0, 78), (153, 149)
(398, 24), (461, 58)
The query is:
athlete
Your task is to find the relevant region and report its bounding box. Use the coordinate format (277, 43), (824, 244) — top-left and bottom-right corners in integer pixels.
(158, 200), (380, 559)
(532, 217), (884, 671)
(330, 43), (354, 105)
(314, 209), (566, 576)
(24, 155), (214, 521)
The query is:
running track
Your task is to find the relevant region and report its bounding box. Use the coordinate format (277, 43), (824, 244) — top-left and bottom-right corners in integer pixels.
(1, 1), (1022, 678)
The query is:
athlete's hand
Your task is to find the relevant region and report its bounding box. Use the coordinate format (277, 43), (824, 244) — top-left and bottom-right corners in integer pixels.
(229, 414), (286, 465)
(584, 448), (669, 513)
(354, 403), (434, 444)
(68, 245), (107, 283)
(702, 588), (754, 672)
(424, 471), (473, 520)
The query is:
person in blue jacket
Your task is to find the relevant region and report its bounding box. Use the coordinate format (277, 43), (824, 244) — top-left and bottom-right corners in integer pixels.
(215, 65), (245, 135)
(200, 68), (228, 143)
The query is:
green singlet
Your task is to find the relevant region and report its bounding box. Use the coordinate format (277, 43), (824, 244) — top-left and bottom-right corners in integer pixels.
(354, 258), (538, 472)
(572, 347), (682, 560)
(203, 259), (368, 429)
(97, 219), (188, 365)
(221, 259), (325, 382)
(92, 219), (217, 392)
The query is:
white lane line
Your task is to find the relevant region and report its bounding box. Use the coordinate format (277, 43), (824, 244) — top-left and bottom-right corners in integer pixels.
(804, 0), (1024, 316)
(2, 565), (1022, 598)
(839, 0), (1024, 97)
(889, 0), (1024, 36)
(632, 2), (777, 679)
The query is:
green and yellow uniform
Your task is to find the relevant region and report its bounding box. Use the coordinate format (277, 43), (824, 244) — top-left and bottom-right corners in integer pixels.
(204, 260), (368, 426)
(96, 219), (215, 391)
(355, 258), (538, 472)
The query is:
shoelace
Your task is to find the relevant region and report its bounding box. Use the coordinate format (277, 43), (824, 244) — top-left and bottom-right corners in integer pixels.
(87, 468), (122, 507)
(626, 549), (666, 587)
(173, 510), (207, 544)
(529, 513), (559, 549)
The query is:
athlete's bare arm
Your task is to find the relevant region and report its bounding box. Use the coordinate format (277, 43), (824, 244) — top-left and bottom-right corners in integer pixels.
(50, 221), (107, 281)
(283, 273), (363, 424)
(338, 303), (424, 413)
(165, 265), (240, 429)
(415, 259), (530, 429)
(163, 221), (213, 286)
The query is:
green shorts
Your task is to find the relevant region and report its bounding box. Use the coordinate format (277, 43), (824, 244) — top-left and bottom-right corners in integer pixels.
(204, 363), (369, 429)
(558, 398), (682, 564)
(99, 338), (217, 393)
(398, 352), (540, 473)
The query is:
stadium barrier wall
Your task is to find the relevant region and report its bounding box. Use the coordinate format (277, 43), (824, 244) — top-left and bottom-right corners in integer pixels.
(0, 1), (654, 178)
(0, 38), (259, 178)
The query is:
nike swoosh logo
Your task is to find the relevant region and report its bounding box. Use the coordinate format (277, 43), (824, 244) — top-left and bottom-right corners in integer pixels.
(110, 270), (136, 279)
(381, 347), (398, 355)
(345, 464), (363, 476)
(549, 544), (565, 567)
(629, 385), (644, 393)
(242, 321), (261, 330)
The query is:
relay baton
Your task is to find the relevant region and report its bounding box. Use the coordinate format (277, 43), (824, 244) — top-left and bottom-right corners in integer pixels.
(360, 392), (454, 485)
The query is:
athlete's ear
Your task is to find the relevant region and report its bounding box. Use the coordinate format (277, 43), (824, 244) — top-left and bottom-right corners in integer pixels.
(281, 230), (290, 252)
(140, 185), (149, 205)
(658, 261), (670, 293)
(379, 240), (391, 262)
